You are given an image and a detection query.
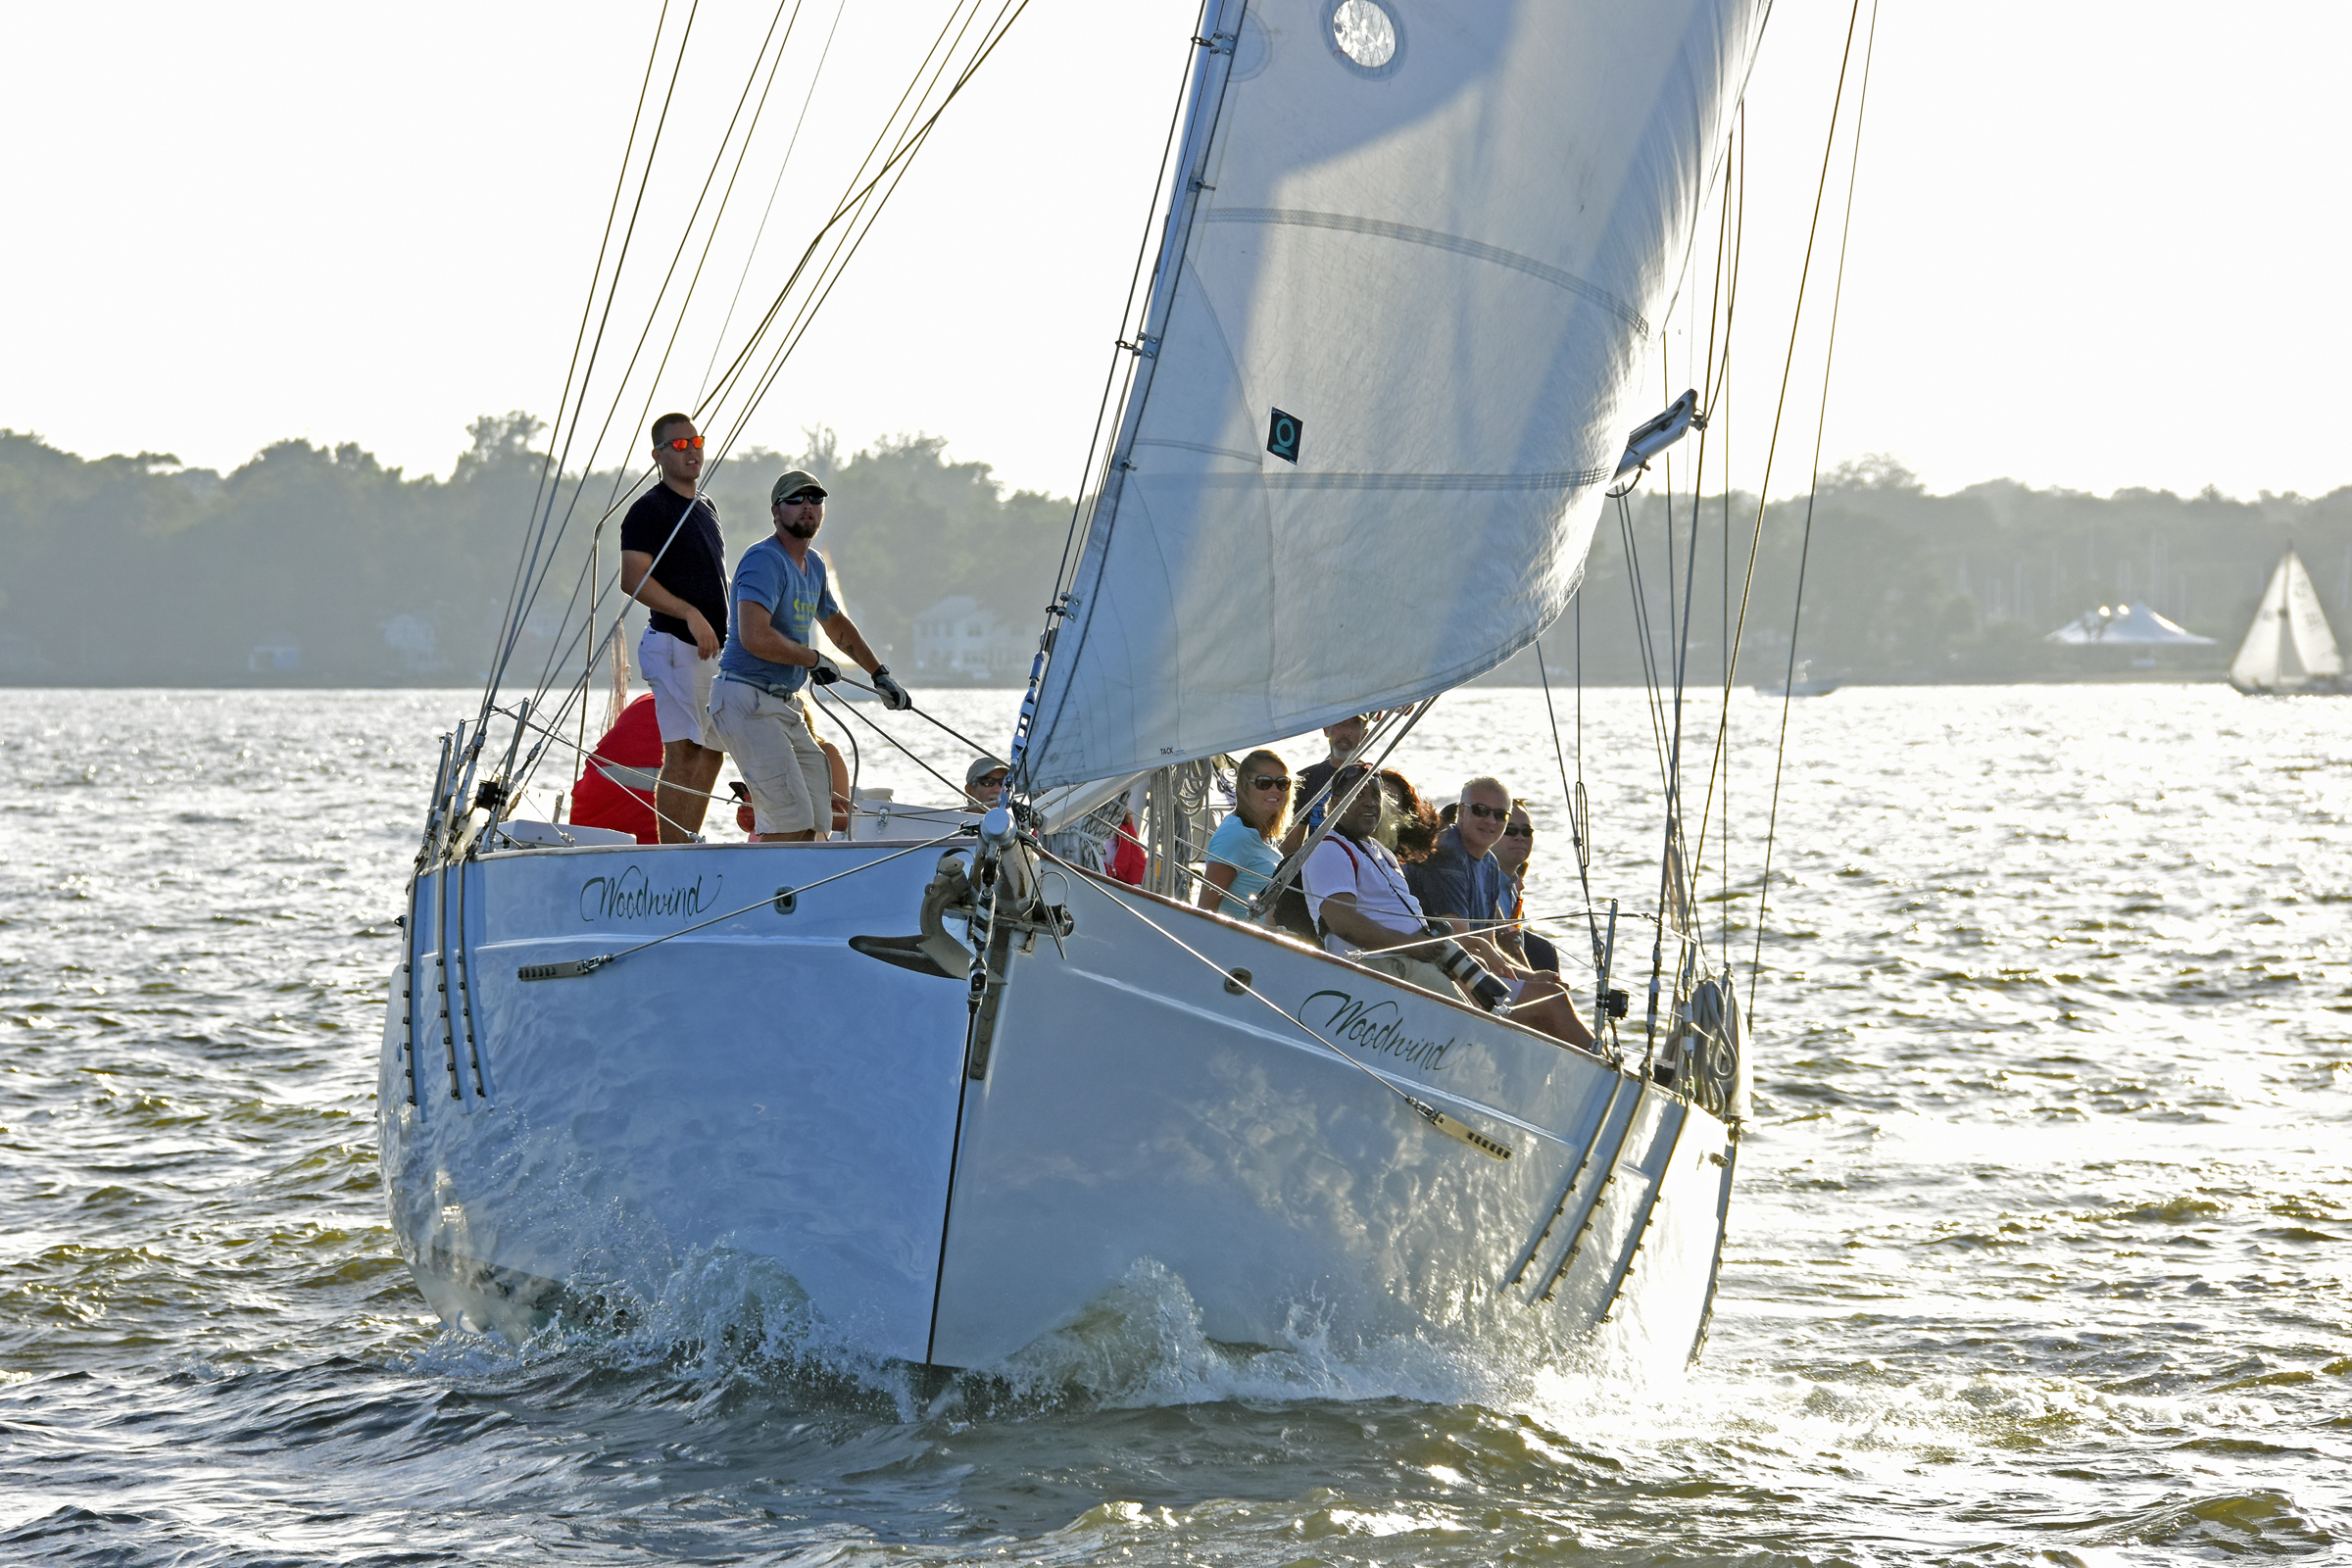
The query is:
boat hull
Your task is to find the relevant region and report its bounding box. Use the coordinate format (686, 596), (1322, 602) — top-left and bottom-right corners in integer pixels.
(380, 839), (1736, 1371)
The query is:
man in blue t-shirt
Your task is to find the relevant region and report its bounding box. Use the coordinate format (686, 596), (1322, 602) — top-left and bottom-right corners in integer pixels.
(707, 469), (913, 840)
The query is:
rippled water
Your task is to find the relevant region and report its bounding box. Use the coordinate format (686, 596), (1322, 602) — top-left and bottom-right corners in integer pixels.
(2, 685), (2346, 1565)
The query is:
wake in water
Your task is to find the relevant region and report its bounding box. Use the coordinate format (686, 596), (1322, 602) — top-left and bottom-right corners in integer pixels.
(409, 1248), (1665, 1425)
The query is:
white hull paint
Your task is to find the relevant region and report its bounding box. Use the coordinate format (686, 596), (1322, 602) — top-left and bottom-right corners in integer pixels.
(380, 838), (1735, 1371)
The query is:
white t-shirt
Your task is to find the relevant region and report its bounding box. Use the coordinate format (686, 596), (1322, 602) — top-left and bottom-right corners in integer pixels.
(1301, 833), (1426, 954)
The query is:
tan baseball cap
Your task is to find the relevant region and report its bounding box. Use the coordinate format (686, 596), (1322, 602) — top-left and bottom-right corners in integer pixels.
(770, 469), (828, 505)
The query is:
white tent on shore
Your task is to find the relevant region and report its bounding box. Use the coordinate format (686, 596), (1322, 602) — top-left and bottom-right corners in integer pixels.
(2045, 602), (2215, 646)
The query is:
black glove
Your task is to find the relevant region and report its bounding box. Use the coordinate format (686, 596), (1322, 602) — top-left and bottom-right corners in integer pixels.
(872, 665), (914, 711)
(809, 656), (841, 685)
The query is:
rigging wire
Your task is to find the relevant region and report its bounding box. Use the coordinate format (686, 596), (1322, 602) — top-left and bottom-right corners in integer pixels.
(512, 0), (813, 700)
(1752, 0), (1880, 1017)
(484, 1), (1037, 802)
(511, 1), (1034, 777)
(1685, 0), (1870, 895)
(700, 0), (844, 398)
(496, 0), (675, 703)
(484, 0), (707, 711)
(1050, 0), (1212, 603)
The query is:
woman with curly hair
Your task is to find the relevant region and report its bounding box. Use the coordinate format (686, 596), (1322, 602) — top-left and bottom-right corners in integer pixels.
(1375, 769), (1441, 862)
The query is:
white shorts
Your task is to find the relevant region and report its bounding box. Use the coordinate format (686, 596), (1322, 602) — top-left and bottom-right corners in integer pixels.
(638, 627), (722, 751)
(706, 676), (832, 835)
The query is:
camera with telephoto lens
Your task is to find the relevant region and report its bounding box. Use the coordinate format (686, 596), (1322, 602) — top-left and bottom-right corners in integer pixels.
(1426, 923), (1512, 1011)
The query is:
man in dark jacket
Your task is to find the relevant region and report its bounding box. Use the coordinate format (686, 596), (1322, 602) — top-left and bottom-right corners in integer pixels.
(1408, 775), (1523, 961)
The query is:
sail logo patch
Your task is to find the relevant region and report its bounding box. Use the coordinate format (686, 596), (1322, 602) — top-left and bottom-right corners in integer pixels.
(1267, 408), (1302, 464)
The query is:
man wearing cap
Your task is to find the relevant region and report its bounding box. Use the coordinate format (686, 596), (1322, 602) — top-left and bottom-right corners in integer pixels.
(620, 412), (729, 843)
(964, 756), (1009, 811)
(708, 469), (914, 842)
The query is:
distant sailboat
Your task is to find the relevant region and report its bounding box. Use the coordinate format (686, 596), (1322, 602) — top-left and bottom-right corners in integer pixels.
(2230, 550), (2346, 696)
(1753, 660), (1839, 698)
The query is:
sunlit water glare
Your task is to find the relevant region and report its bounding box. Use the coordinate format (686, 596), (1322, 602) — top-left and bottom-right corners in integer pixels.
(1, 685), (2345, 1565)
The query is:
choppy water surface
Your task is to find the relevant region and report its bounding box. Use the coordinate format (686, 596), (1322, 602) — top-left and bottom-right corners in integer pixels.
(2, 685), (2346, 1566)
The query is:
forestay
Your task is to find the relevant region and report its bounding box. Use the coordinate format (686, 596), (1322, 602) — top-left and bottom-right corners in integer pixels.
(1020, 0), (1769, 792)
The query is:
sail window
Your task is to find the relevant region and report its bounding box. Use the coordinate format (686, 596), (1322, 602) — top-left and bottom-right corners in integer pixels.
(1330, 0), (1399, 74)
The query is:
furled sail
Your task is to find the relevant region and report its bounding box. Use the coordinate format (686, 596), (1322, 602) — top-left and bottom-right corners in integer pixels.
(2230, 559), (2288, 689)
(1018, 0), (1768, 791)
(2281, 551), (2343, 676)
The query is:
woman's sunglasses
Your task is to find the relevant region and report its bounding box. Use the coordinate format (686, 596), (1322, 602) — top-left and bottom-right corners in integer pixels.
(1249, 774), (1291, 792)
(1502, 823), (1533, 840)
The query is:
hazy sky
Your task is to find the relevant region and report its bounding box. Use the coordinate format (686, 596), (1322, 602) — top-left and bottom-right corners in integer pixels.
(7, 1), (2349, 503)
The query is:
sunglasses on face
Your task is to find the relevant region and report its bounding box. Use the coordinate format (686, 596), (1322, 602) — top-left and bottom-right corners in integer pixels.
(1464, 802), (1511, 822)
(974, 772), (1008, 789)
(659, 435), (705, 451)
(1502, 823), (1533, 839)
(778, 490), (824, 506)
(1249, 774), (1291, 792)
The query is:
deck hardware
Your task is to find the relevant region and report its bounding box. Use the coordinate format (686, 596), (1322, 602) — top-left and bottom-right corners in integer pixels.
(773, 886), (797, 915)
(517, 956), (611, 982)
(1405, 1097), (1511, 1161)
(1224, 966), (1252, 996)
(1505, 1071), (1629, 1287)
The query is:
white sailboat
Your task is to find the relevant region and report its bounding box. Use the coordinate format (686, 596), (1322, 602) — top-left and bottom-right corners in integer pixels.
(380, 0), (1796, 1375)
(2230, 550), (2346, 695)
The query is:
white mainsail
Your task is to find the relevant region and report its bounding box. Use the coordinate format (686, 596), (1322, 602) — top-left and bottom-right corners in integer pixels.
(2232, 550), (2344, 688)
(2230, 562), (2287, 687)
(1020, 0), (1768, 791)
(2281, 550), (2343, 676)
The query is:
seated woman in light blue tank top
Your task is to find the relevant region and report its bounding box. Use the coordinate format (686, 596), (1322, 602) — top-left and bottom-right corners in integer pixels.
(1198, 748), (1292, 915)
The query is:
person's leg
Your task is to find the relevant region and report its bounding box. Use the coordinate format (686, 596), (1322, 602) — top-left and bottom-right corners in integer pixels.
(659, 741), (724, 839)
(768, 701), (833, 843)
(708, 682), (819, 842)
(1503, 974), (1595, 1050)
(641, 631), (713, 843)
(818, 738), (850, 834)
(654, 739), (722, 842)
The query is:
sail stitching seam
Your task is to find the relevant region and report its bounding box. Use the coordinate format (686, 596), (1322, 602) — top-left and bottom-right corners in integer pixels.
(1204, 207), (1648, 336)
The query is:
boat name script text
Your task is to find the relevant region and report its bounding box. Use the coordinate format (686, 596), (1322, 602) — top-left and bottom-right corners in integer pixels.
(1300, 990), (1456, 1070)
(578, 866), (723, 924)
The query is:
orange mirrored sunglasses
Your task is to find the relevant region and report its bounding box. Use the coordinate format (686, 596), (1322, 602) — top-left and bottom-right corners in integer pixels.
(659, 435), (705, 451)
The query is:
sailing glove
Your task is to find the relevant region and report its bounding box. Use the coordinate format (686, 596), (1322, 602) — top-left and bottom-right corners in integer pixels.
(809, 656), (842, 685)
(872, 665), (914, 711)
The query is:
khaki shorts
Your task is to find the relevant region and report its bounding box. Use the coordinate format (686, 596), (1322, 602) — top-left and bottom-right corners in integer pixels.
(1351, 949), (1463, 1001)
(706, 676), (831, 835)
(638, 626), (722, 751)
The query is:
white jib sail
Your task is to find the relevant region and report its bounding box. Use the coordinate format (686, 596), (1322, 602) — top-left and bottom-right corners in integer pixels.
(2233, 556), (2293, 688)
(1020, 0), (1768, 791)
(2282, 551), (2343, 676)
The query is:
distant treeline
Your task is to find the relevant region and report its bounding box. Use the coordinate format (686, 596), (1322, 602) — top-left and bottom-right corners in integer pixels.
(1524, 456), (2352, 685)
(0, 416), (1067, 684)
(3, 422), (2346, 686)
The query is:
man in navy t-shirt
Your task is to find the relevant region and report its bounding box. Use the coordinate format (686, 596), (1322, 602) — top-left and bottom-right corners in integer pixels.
(620, 412), (729, 842)
(707, 468), (913, 840)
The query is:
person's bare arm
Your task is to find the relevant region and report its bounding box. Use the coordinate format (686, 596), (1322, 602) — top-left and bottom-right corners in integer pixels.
(1197, 860), (1241, 911)
(818, 612), (883, 674)
(621, 550), (719, 659)
(736, 598), (821, 666)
